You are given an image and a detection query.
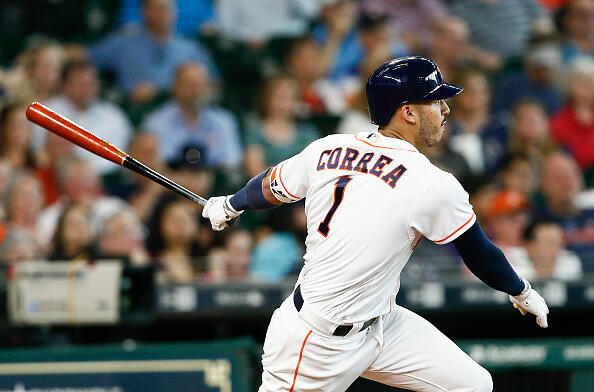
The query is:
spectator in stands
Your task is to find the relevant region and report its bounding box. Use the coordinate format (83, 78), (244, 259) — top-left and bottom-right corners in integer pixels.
(32, 61), (133, 176)
(0, 227), (41, 264)
(250, 231), (303, 282)
(286, 38), (351, 115)
(448, 69), (508, 176)
(108, 132), (167, 222)
(360, 0), (449, 53)
(118, 0), (216, 37)
(90, 0), (218, 104)
(492, 35), (563, 114)
(143, 62), (242, 168)
(522, 218), (582, 280)
(206, 229), (254, 282)
(36, 156), (126, 251)
(35, 133), (76, 207)
(450, 0), (548, 59)
(5, 172), (44, 238)
(559, 0), (594, 64)
(498, 154), (539, 198)
(147, 197), (203, 283)
(0, 103), (35, 169)
(0, 159), (11, 221)
(508, 99), (556, 168)
(245, 75), (320, 177)
(313, 1), (408, 82)
(97, 208), (149, 266)
(550, 57), (594, 171)
(538, 152), (594, 261)
(50, 203), (95, 261)
(170, 145), (215, 203)
(485, 189), (532, 275)
(216, 0), (320, 44)
(4, 40), (64, 105)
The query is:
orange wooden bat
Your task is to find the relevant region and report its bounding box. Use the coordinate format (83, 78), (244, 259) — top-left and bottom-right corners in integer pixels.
(26, 102), (209, 206)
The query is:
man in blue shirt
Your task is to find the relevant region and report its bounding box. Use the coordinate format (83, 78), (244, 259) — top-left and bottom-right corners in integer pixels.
(142, 62), (242, 169)
(90, 0), (218, 103)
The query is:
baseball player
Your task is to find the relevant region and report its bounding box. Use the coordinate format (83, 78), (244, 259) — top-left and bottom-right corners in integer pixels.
(202, 56), (549, 392)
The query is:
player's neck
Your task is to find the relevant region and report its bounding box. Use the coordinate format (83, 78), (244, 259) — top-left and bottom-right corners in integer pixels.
(378, 127), (418, 149)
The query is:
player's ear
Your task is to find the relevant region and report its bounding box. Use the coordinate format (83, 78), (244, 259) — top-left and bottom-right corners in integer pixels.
(399, 104), (417, 125)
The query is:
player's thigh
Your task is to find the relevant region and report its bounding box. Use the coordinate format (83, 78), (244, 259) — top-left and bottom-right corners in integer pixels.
(259, 298), (379, 392)
(362, 306), (492, 392)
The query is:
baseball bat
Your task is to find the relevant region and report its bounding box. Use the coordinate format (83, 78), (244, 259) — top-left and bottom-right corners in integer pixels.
(26, 102), (238, 226)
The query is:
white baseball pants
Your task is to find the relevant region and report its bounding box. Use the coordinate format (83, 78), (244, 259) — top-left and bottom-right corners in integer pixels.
(259, 295), (492, 392)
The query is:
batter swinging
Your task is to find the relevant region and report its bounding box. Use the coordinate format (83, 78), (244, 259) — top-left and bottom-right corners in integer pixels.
(202, 56), (549, 392)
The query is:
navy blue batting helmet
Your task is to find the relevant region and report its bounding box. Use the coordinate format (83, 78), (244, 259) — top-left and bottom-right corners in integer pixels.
(366, 56), (463, 127)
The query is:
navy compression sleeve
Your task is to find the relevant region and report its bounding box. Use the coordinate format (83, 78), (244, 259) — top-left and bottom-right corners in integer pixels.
(452, 222), (525, 296)
(229, 169), (277, 211)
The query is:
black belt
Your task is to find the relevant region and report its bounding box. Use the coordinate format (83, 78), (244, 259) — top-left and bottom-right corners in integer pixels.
(293, 285), (378, 337)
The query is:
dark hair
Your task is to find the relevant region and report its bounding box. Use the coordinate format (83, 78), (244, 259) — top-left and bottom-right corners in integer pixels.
(499, 152), (531, 172)
(145, 194), (204, 256)
(255, 74), (298, 118)
(0, 102), (23, 132)
(51, 202), (92, 257)
(61, 60), (96, 84)
(523, 218), (560, 241)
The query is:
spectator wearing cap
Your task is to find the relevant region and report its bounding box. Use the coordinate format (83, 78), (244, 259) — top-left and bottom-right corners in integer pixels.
(492, 35), (563, 115)
(245, 75), (320, 178)
(169, 145), (215, 202)
(90, 0), (218, 104)
(31, 61), (133, 176)
(450, 0), (548, 59)
(550, 57), (594, 172)
(484, 189), (532, 274)
(312, 0), (408, 82)
(537, 152), (594, 264)
(521, 219), (582, 280)
(558, 0), (594, 64)
(142, 62), (242, 168)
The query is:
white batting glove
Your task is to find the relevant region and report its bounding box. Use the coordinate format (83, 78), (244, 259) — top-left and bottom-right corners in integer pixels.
(201, 196), (242, 231)
(509, 278), (549, 328)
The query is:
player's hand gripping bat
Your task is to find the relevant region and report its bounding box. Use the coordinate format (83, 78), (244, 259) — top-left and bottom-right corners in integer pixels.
(26, 102), (238, 226)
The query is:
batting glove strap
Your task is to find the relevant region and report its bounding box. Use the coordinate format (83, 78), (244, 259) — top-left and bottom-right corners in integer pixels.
(509, 278), (549, 328)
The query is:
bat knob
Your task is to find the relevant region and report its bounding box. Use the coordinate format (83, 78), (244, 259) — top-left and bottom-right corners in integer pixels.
(228, 216), (240, 228)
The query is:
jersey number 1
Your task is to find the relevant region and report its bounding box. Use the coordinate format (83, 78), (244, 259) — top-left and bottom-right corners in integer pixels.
(317, 175), (353, 237)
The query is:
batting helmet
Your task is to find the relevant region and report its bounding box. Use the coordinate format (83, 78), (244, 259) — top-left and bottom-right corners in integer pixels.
(366, 56), (464, 127)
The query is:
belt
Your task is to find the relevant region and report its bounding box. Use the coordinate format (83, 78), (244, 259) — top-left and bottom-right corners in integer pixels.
(293, 285), (377, 337)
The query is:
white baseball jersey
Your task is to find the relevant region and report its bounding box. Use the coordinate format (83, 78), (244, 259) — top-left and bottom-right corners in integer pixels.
(269, 131), (476, 324)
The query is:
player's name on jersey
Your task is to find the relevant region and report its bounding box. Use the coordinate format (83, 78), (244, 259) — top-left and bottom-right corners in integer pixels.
(316, 147), (407, 189)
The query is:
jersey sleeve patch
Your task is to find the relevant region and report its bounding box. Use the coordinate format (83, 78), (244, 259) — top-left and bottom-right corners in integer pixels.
(270, 163), (302, 203)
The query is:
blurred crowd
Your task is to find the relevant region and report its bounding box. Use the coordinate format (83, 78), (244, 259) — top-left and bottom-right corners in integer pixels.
(0, 0), (593, 285)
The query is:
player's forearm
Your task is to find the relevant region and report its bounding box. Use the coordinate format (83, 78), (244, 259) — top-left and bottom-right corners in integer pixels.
(228, 168), (282, 211)
(452, 222), (525, 296)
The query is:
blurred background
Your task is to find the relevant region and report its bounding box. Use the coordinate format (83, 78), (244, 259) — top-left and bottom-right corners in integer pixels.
(0, 0), (593, 391)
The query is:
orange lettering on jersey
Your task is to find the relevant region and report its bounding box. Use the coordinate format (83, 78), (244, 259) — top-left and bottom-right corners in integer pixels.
(339, 148), (359, 170)
(369, 155), (393, 177)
